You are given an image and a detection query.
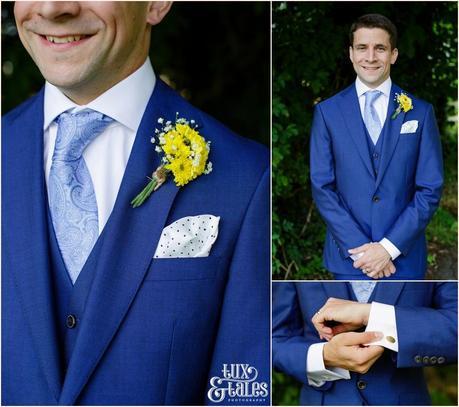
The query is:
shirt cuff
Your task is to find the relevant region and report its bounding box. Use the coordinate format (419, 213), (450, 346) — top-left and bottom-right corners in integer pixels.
(306, 342), (351, 387)
(365, 301), (398, 352)
(350, 252), (364, 261)
(379, 238), (401, 260)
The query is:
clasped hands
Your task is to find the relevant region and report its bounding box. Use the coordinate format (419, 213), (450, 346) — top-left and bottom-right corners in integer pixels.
(349, 242), (395, 279)
(311, 298), (384, 374)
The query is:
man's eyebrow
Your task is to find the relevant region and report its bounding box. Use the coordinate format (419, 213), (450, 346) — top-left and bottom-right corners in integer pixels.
(354, 43), (388, 48)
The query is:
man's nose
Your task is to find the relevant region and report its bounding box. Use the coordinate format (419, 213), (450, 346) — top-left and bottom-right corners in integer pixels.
(365, 48), (377, 62)
(37, 2), (81, 20)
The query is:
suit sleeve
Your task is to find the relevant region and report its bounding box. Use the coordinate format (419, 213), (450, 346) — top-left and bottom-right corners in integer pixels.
(395, 282), (457, 367)
(272, 283), (332, 391)
(310, 104), (370, 257)
(205, 167), (270, 405)
(385, 105), (443, 255)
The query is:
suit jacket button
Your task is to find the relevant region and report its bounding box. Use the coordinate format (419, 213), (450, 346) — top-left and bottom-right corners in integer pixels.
(372, 196), (380, 203)
(66, 314), (77, 329)
(357, 380), (366, 390)
(422, 356), (430, 364)
(373, 153), (379, 159)
(414, 355), (422, 363)
(429, 356), (437, 364)
(437, 356), (445, 364)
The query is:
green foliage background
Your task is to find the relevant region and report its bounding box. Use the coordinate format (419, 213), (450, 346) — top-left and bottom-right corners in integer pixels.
(1, 2), (269, 146)
(273, 1), (458, 280)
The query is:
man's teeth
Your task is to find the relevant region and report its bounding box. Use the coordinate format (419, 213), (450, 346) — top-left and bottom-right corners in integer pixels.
(46, 35), (84, 44)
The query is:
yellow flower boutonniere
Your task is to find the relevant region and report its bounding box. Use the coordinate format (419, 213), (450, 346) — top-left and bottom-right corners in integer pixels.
(391, 92), (413, 119)
(131, 115), (212, 208)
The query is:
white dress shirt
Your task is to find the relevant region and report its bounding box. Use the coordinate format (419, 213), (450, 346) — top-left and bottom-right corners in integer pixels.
(355, 76), (391, 128)
(350, 76), (401, 261)
(307, 301), (398, 387)
(44, 58), (156, 235)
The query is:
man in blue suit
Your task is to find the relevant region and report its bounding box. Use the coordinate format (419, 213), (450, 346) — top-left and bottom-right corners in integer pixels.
(273, 282), (458, 405)
(310, 14), (443, 280)
(2, 2), (269, 405)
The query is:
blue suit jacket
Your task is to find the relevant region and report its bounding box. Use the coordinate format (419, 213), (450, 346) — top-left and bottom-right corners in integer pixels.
(273, 282), (457, 406)
(2, 80), (270, 405)
(310, 83), (444, 279)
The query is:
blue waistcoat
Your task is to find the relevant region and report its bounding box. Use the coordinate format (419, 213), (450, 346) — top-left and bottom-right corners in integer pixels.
(47, 207), (100, 371)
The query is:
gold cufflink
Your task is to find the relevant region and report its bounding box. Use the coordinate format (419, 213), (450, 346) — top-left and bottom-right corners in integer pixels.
(386, 336), (396, 343)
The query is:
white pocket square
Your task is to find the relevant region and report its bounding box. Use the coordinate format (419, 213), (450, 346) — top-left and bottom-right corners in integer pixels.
(400, 120), (418, 134)
(154, 215), (220, 258)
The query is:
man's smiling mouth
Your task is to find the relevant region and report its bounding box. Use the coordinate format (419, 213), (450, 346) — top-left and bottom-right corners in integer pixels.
(45, 35), (87, 43)
(39, 33), (93, 45)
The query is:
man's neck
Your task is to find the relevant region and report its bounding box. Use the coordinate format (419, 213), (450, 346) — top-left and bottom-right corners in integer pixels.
(44, 58), (155, 132)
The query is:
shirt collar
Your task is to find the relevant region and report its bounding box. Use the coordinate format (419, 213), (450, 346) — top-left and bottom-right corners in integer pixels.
(44, 58), (156, 131)
(355, 76), (392, 98)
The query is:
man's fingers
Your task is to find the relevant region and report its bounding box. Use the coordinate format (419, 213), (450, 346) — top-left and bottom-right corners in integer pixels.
(366, 269), (380, 279)
(348, 243), (370, 254)
(353, 258), (367, 269)
(339, 331), (383, 346)
(331, 324), (355, 336)
(358, 344), (385, 360)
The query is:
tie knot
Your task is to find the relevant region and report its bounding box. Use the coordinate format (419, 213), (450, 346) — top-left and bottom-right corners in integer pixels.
(53, 110), (113, 161)
(365, 90), (382, 105)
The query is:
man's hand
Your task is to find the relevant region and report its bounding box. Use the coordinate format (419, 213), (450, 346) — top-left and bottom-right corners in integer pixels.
(323, 331), (384, 373)
(365, 260), (397, 280)
(379, 260), (396, 279)
(349, 243), (393, 278)
(312, 298), (371, 340)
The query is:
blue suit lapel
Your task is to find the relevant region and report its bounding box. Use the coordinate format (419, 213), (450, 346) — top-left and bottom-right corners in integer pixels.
(322, 282), (351, 301)
(372, 282), (405, 305)
(375, 84), (406, 189)
(3, 88), (63, 401)
(59, 80), (180, 405)
(337, 84), (374, 177)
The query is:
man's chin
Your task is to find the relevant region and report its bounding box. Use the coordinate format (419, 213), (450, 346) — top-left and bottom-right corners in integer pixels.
(358, 75), (385, 89)
(39, 67), (88, 89)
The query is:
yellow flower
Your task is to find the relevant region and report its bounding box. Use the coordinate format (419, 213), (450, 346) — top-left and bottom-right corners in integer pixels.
(162, 129), (191, 158)
(165, 155), (195, 186)
(161, 122), (210, 186)
(397, 93), (413, 113)
(131, 117), (212, 208)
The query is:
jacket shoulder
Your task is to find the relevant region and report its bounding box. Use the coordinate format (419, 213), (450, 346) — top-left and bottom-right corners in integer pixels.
(391, 84), (433, 113)
(315, 84), (354, 111)
(2, 90), (43, 129)
(157, 81), (269, 173)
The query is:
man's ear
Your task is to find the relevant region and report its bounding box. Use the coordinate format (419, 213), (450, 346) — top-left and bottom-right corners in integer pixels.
(390, 47), (399, 65)
(146, 2), (172, 26)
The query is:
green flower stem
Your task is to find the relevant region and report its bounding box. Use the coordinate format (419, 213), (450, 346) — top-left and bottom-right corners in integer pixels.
(391, 106), (401, 120)
(131, 178), (158, 208)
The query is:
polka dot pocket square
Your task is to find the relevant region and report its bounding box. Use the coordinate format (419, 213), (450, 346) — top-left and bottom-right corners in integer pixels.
(154, 215), (220, 258)
(400, 120), (418, 134)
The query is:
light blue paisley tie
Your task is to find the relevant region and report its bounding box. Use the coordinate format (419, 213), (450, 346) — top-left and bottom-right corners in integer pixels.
(364, 90), (382, 145)
(48, 110), (113, 284)
(350, 282), (377, 303)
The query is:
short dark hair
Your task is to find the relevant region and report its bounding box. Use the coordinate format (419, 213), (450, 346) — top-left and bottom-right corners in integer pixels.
(349, 14), (398, 49)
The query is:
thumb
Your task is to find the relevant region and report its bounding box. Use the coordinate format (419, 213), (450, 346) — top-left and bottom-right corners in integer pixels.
(339, 331), (383, 346)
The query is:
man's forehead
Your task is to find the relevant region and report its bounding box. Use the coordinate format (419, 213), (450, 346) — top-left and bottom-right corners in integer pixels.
(353, 28), (391, 45)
